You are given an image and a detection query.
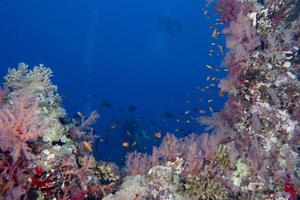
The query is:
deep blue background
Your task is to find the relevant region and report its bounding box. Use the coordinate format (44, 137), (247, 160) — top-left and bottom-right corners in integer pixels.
(0, 0), (226, 164)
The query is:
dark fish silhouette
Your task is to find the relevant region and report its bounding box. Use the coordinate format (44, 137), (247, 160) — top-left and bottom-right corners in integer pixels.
(128, 106), (137, 112)
(150, 120), (155, 126)
(158, 16), (183, 37)
(163, 112), (174, 118)
(100, 99), (111, 108)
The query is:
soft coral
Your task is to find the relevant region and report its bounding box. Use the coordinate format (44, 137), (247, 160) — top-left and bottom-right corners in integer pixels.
(0, 91), (48, 160)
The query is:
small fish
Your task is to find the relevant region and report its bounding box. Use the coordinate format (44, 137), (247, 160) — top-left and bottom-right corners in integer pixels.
(100, 100), (111, 108)
(184, 110), (191, 115)
(164, 112), (174, 118)
(224, 68), (229, 72)
(199, 98), (205, 103)
(77, 111), (84, 118)
(132, 141), (137, 146)
(209, 106), (215, 112)
(188, 93), (194, 98)
(128, 106), (137, 112)
(212, 28), (220, 39)
(203, 10), (208, 15)
(185, 120), (191, 124)
(154, 131), (162, 138)
(206, 64), (214, 70)
(207, 99), (214, 103)
(206, 75), (212, 81)
(122, 142), (129, 148)
(198, 109), (206, 114)
(126, 130), (131, 136)
(172, 96), (180, 102)
(176, 119), (181, 123)
(214, 68), (220, 72)
(110, 122), (118, 129)
(99, 138), (105, 142)
(141, 131), (151, 141)
(82, 141), (93, 152)
(211, 42), (216, 45)
(210, 83), (216, 87)
(218, 45), (224, 55)
(150, 120), (155, 125)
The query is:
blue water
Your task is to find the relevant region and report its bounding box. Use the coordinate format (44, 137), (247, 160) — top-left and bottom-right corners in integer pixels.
(0, 0), (226, 164)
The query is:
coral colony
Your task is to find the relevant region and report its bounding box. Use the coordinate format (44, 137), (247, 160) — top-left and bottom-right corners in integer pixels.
(0, 0), (299, 199)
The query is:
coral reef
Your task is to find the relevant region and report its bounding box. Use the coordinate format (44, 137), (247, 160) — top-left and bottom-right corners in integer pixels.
(0, 0), (299, 199)
(0, 63), (119, 199)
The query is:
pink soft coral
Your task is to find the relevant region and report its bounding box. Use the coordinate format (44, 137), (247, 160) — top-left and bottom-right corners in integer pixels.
(0, 91), (48, 160)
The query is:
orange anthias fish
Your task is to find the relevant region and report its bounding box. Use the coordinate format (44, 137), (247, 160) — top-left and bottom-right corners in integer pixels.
(82, 141), (93, 152)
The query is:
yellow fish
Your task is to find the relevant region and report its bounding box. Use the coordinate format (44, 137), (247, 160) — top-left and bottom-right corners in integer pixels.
(212, 28), (220, 39)
(122, 142), (129, 148)
(82, 141), (93, 152)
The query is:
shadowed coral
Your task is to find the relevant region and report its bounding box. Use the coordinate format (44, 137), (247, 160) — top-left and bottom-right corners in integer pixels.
(125, 152), (151, 175)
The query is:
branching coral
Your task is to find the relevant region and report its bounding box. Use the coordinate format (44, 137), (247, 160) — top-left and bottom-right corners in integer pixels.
(4, 63), (57, 94)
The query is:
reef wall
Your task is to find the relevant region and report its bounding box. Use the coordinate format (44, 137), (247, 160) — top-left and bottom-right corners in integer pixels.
(113, 0), (300, 199)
